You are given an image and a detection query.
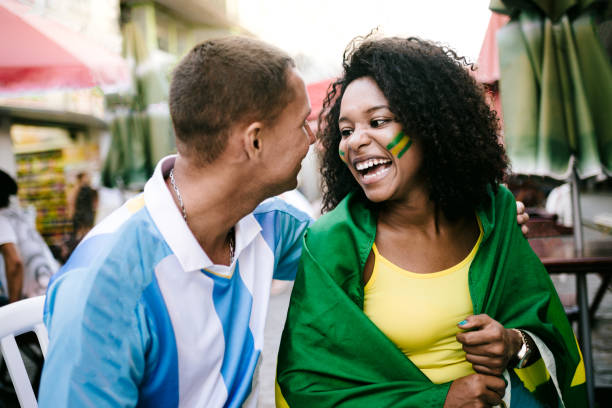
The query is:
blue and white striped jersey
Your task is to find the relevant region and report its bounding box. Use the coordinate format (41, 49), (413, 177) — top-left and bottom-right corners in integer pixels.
(39, 156), (312, 407)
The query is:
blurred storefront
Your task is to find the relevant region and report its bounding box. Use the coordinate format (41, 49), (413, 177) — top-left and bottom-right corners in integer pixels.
(0, 0), (124, 251)
(1, 0), (250, 249)
(0, 89), (107, 248)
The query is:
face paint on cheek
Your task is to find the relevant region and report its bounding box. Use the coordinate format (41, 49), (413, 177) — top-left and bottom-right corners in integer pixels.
(339, 147), (348, 163)
(386, 130), (412, 158)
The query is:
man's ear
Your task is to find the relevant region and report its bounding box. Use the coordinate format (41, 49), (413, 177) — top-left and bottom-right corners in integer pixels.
(243, 121), (263, 159)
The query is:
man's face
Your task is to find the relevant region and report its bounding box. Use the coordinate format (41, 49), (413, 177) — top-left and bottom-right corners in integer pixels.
(260, 68), (315, 195)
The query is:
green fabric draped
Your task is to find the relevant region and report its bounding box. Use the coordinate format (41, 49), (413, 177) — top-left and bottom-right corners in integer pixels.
(277, 186), (586, 407)
(494, 1), (612, 179)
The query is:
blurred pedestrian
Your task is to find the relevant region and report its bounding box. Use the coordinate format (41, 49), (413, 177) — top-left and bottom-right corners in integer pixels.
(0, 169), (58, 304)
(0, 168), (58, 406)
(61, 184), (98, 261)
(66, 172), (91, 220)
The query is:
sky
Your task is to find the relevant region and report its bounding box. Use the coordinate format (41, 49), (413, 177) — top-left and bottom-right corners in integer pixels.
(233, 0), (493, 82)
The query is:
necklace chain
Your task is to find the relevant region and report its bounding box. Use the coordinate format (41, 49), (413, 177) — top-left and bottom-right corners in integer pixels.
(169, 168), (235, 262)
(169, 168), (187, 221)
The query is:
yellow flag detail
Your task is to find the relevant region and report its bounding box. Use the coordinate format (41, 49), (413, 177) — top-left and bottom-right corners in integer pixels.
(126, 194), (145, 213)
(571, 335), (586, 386)
(275, 379), (290, 408)
(514, 358), (550, 392)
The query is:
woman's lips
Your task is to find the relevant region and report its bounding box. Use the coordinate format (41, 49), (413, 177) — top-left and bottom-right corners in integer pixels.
(359, 163), (392, 184)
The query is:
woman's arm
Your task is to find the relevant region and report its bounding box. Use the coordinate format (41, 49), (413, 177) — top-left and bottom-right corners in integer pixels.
(444, 373), (506, 408)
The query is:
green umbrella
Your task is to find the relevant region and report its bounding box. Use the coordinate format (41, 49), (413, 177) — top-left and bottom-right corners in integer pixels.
(495, 1), (612, 180)
(492, 0), (603, 23)
(493, 1), (611, 406)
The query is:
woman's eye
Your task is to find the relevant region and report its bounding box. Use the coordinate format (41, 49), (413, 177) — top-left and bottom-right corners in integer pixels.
(371, 119), (389, 128)
(340, 129), (353, 138)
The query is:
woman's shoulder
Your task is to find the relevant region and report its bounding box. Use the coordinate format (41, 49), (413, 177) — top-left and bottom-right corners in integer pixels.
(309, 203), (348, 234)
(493, 184), (516, 207)
(477, 183), (515, 212)
(306, 193), (376, 259)
(306, 207), (350, 251)
(308, 193), (373, 235)
(477, 184), (517, 235)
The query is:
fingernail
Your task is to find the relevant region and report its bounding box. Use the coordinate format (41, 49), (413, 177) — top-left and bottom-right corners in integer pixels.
(458, 320), (468, 326)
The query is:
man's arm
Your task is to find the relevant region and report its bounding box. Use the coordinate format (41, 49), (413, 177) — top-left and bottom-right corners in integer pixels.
(39, 271), (148, 407)
(254, 198), (313, 281)
(273, 209), (312, 280)
(1, 243), (23, 303)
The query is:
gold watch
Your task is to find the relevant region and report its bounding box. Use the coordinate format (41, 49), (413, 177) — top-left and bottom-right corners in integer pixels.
(512, 329), (531, 369)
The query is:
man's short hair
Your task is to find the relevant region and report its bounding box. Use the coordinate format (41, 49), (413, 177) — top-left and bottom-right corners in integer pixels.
(169, 36), (296, 164)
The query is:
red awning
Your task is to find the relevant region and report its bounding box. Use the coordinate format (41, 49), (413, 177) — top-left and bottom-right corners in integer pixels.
(0, 0), (130, 94)
(307, 78), (334, 121)
(475, 12), (511, 131)
(476, 12), (510, 84)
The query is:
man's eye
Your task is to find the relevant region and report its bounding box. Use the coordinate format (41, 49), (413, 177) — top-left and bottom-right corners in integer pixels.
(340, 129), (353, 138)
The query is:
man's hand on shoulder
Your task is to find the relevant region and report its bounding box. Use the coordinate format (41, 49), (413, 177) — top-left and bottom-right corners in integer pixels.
(516, 201), (529, 237)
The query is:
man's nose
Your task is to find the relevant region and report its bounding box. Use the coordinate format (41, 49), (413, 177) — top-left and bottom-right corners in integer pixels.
(304, 121), (316, 145)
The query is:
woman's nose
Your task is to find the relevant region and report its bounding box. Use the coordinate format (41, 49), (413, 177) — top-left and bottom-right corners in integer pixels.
(347, 126), (370, 151)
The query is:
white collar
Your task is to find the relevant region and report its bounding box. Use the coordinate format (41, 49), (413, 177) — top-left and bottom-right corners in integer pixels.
(144, 155), (261, 273)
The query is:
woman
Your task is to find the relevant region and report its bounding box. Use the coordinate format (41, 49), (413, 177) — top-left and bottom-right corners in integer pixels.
(277, 36), (586, 407)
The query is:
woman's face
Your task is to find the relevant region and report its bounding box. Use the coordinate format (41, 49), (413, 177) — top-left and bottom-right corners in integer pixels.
(338, 76), (423, 203)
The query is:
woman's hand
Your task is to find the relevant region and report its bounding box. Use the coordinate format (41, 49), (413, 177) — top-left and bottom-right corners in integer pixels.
(443, 373), (506, 407)
(456, 314), (522, 376)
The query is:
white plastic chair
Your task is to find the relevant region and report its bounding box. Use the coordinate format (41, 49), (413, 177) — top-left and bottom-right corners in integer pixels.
(0, 296), (47, 408)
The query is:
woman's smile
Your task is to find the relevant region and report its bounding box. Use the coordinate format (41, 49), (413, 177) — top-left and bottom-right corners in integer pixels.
(353, 157), (393, 184)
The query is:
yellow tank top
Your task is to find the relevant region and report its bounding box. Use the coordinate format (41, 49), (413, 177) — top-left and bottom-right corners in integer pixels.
(363, 219), (482, 384)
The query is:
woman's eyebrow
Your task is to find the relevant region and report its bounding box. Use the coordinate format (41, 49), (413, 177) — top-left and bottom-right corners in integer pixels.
(339, 105), (390, 123)
(366, 105), (390, 113)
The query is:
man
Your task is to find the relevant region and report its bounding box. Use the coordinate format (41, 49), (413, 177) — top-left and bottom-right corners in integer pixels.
(39, 36), (315, 407)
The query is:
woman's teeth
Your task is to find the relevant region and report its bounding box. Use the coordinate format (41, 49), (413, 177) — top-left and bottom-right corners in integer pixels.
(355, 158), (391, 171)
(362, 165), (391, 182)
(353, 158), (392, 183)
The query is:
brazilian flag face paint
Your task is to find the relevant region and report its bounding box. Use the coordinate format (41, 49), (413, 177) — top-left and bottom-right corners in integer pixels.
(339, 147), (348, 163)
(386, 130), (412, 158)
